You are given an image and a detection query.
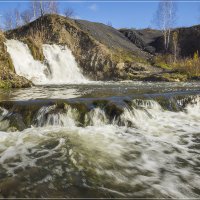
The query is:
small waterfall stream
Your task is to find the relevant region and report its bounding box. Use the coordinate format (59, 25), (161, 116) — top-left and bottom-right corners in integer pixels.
(5, 40), (88, 85)
(0, 89), (200, 198)
(2, 40), (200, 198)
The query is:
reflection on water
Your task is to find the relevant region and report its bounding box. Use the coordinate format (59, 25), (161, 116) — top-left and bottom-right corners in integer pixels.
(0, 81), (200, 101)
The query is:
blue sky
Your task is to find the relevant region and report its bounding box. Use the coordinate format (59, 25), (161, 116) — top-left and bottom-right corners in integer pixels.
(0, 1), (199, 29)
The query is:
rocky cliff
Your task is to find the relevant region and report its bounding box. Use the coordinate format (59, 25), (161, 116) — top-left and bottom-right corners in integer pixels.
(119, 28), (163, 54)
(120, 25), (200, 58)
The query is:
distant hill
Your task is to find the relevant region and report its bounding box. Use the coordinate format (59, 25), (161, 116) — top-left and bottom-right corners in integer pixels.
(120, 25), (200, 58)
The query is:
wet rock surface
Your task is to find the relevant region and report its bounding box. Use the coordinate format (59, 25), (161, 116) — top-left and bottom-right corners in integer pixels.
(0, 86), (200, 198)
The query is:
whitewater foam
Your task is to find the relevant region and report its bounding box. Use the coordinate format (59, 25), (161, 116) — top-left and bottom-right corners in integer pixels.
(0, 96), (200, 197)
(5, 40), (49, 84)
(5, 40), (88, 85)
(42, 44), (88, 84)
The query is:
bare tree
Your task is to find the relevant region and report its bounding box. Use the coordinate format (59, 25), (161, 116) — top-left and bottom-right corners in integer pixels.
(31, 1), (40, 19)
(14, 8), (21, 28)
(172, 31), (179, 62)
(4, 9), (22, 30)
(21, 9), (33, 24)
(38, 1), (45, 16)
(4, 12), (14, 30)
(107, 21), (113, 27)
(64, 8), (75, 18)
(31, 1), (37, 19)
(29, 0), (44, 19)
(154, 0), (177, 51)
(30, 0), (59, 19)
(48, 1), (59, 14)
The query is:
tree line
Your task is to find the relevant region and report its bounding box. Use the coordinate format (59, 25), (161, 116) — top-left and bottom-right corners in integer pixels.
(1, 0), (75, 30)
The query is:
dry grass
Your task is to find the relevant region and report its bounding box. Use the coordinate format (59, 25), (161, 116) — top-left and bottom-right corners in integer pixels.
(152, 54), (173, 70)
(23, 37), (45, 61)
(153, 52), (200, 78)
(172, 52), (200, 77)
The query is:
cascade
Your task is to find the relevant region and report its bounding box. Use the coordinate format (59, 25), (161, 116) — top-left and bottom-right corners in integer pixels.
(5, 40), (88, 84)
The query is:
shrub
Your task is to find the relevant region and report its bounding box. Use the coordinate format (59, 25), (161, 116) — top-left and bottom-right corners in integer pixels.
(152, 54), (173, 70)
(173, 51), (200, 77)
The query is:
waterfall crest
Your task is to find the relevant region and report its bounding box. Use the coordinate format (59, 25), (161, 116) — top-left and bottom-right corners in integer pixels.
(5, 40), (88, 85)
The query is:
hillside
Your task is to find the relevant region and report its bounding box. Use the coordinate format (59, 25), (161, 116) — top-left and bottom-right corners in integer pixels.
(0, 14), (200, 88)
(76, 19), (143, 53)
(120, 25), (200, 58)
(119, 26), (200, 81)
(5, 14), (162, 82)
(119, 28), (162, 54)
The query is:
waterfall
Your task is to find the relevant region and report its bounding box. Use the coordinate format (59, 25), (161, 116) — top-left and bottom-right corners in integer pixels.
(5, 40), (88, 85)
(5, 40), (49, 84)
(42, 44), (87, 84)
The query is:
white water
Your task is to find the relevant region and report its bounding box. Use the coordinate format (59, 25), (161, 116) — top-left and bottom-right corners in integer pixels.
(43, 44), (87, 84)
(0, 97), (200, 197)
(5, 40), (88, 85)
(5, 40), (49, 84)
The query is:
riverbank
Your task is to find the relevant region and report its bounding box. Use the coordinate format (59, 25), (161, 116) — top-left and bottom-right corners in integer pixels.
(0, 14), (200, 88)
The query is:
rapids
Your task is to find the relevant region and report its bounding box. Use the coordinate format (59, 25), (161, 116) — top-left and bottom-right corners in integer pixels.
(0, 82), (200, 198)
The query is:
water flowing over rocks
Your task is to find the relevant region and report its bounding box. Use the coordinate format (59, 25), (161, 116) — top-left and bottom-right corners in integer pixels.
(0, 32), (31, 88)
(5, 40), (88, 84)
(0, 12), (200, 199)
(0, 89), (200, 198)
(0, 92), (199, 132)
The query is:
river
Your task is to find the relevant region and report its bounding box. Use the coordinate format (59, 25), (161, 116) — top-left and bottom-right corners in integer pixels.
(0, 81), (200, 198)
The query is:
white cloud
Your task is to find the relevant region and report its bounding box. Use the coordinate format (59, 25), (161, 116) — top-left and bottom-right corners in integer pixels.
(89, 4), (98, 11)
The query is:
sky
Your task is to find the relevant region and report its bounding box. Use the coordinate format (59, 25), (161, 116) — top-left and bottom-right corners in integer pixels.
(0, 1), (199, 29)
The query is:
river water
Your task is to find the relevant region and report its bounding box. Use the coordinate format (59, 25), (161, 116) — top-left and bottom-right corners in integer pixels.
(0, 81), (200, 198)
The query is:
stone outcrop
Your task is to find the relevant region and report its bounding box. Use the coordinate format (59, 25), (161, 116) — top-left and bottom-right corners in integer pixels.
(119, 28), (163, 54)
(120, 25), (200, 58)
